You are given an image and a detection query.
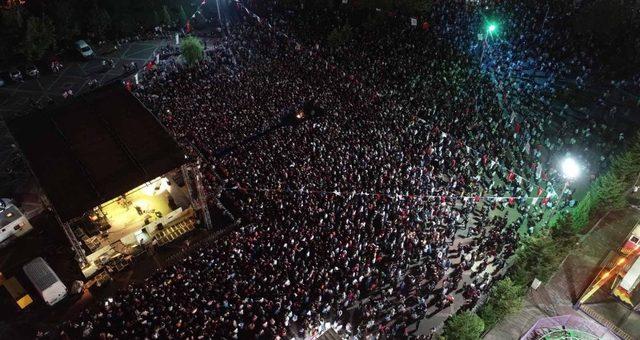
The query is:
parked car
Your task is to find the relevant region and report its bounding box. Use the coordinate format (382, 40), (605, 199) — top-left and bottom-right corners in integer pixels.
(8, 69), (23, 82)
(74, 40), (95, 58)
(24, 64), (40, 78)
(0, 77), (5, 87)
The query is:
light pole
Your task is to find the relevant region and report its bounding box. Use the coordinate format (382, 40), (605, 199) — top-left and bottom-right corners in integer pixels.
(479, 22), (498, 66)
(547, 156), (581, 224)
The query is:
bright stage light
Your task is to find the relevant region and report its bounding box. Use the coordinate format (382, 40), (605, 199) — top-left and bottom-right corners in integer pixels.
(141, 177), (170, 196)
(487, 24), (497, 33)
(560, 157), (580, 180)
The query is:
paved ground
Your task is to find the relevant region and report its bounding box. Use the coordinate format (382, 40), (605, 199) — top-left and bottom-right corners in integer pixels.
(485, 208), (640, 340)
(0, 39), (168, 198)
(0, 40), (166, 119)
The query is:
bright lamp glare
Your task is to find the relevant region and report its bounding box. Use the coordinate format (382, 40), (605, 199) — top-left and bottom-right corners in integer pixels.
(488, 24), (496, 32)
(560, 157), (580, 179)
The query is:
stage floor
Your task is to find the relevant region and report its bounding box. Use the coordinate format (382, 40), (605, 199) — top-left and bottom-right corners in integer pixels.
(95, 175), (191, 247)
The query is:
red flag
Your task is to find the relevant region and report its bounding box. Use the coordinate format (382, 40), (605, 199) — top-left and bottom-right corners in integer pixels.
(186, 20), (192, 33)
(537, 186), (544, 196)
(515, 122), (521, 133)
(507, 171), (516, 182)
(541, 197), (550, 205)
(508, 197), (515, 205)
(474, 195), (481, 202)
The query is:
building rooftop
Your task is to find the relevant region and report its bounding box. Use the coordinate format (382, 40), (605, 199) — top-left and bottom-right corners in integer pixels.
(8, 84), (185, 222)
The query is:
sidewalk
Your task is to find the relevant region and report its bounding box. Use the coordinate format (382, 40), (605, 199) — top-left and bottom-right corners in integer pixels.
(485, 208), (640, 340)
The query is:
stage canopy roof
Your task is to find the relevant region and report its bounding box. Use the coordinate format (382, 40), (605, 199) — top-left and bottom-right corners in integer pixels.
(9, 84), (185, 222)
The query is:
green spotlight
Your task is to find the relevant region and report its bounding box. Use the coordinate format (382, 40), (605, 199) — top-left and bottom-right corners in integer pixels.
(487, 23), (497, 33)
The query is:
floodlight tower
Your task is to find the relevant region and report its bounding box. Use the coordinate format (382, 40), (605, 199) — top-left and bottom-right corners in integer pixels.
(546, 156), (581, 225)
(480, 21), (499, 65)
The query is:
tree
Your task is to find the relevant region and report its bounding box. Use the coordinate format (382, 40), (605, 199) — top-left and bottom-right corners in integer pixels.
(442, 311), (485, 340)
(592, 172), (627, 213)
(178, 5), (188, 26)
(21, 16), (56, 62)
(0, 6), (23, 30)
(510, 231), (561, 286)
(105, 0), (136, 36)
(0, 7), (24, 61)
(572, 191), (595, 231)
(180, 35), (204, 66)
(611, 132), (640, 185)
(51, 0), (80, 46)
(161, 5), (172, 26)
(478, 278), (524, 329)
(86, 5), (112, 39)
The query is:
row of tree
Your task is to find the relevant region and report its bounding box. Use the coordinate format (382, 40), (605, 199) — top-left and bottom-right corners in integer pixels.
(0, 0), (194, 63)
(442, 132), (640, 339)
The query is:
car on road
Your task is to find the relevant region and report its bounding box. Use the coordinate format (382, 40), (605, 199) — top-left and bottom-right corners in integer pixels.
(75, 40), (95, 58)
(8, 69), (23, 82)
(24, 64), (40, 78)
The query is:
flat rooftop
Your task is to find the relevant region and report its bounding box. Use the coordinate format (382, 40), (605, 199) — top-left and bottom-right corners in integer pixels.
(8, 84), (185, 222)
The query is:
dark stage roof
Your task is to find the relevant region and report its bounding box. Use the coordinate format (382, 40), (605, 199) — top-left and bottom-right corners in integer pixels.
(9, 84), (185, 222)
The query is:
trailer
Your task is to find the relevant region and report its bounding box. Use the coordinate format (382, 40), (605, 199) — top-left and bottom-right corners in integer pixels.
(22, 257), (67, 306)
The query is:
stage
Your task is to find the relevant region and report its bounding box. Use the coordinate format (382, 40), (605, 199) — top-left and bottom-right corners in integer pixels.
(76, 174), (195, 277)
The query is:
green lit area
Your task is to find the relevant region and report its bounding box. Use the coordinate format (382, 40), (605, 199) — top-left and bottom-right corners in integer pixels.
(484, 20), (499, 36)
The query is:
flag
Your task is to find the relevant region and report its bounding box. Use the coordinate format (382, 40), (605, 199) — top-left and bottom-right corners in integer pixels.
(185, 20), (191, 33)
(537, 186), (544, 196)
(474, 195), (481, 202)
(507, 170), (516, 182)
(508, 197), (515, 205)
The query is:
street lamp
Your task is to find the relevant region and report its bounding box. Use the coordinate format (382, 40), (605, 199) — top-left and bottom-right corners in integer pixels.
(480, 22), (499, 65)
(547, 156), (581, 224)
(560, 156), (581, 180)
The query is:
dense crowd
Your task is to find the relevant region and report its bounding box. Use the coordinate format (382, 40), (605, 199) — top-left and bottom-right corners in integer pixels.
(54, 1), (634, 339)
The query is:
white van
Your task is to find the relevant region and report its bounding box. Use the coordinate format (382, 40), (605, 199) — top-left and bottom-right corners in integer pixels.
(74, 40), (95, 58)
(22, 257), (67, 306)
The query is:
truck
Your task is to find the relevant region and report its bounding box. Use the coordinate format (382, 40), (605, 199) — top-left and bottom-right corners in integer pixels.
(22, 257), (67, 306)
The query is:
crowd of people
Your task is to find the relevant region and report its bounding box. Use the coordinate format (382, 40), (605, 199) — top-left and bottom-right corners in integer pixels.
(53, 1), (635, 339)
